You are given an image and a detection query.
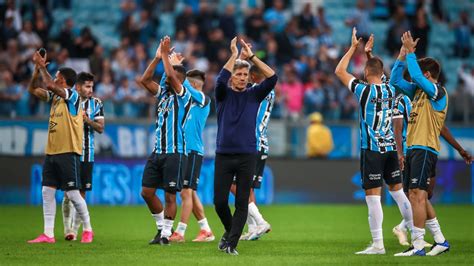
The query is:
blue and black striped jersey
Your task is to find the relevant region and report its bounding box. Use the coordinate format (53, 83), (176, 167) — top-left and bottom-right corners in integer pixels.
(393, 94), (412, 154)
(155, 77), (205, 154)
(348, 78), (397, 153)
(256, 88), (275, 154)
(81, 97), (104, 162)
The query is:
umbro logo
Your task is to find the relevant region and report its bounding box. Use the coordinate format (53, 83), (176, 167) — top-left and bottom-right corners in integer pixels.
(169, 182), (176, 187)
(85, 183), (91, 188)
(261, 155), (268, 160)
(67, 181), (75, 187)
(49, 121), (58, 130)
(411, 178), (418, 184)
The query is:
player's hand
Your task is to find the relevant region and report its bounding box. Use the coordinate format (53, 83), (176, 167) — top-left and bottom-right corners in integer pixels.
(398, 153), (405, 171)
(351, 27), (362, 48)
(459, 149), (472, 165)
(82, 111), (90, 124)
(364, 34), (374, 54)
(401, 31), (419, 53)
(161, 36), (171, 56)
(155, 41), (162, 59)
(169, 52), (184, 65)
(239, 42), (253, 60)
(239, 39), (253, 60)
(397, 45), (408, 61)
(32, 51), (47, 68)
(230, 37), (238, 56)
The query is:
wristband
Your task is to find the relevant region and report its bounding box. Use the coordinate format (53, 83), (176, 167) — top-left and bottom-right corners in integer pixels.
(249, 54), (256, 61)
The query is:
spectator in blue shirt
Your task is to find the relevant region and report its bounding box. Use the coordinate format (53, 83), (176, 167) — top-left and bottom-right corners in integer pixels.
(263, 0), (287, 33)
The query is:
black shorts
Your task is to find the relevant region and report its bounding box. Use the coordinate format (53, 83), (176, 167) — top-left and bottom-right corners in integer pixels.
(183, 151), (203, 190)
(42, 153), (81, 191)
(142, 153), (186, 192)
(252, 151), (268, 189)
(402, 166), (409, 193)
(80, 161), (94, 191)
(360, 149), (401, 190)
(405, 148), (438, 191)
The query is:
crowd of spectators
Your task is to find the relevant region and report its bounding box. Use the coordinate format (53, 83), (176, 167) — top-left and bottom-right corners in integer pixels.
(0, 0), (473, 123)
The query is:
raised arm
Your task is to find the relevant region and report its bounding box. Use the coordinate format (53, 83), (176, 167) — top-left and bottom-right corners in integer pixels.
(241, 39), (275, 78)
(223, 37), (238, 73)
(239, 39), (278, 101)
(28, 65), (50, 101)
(364, 34), (374, 59)
(334, 28), (361, 88)
(440, 125), (472, 164)
(390, 46), (417, 98)
(156, 51), (182, 92)
(161, 36), (183, 95)
(401, 31), (440, 100)
(215, 37), (238, 101)
(406, 53), (439, 99)
(33, 51), (68, 98)
(138, 44), (162, 95)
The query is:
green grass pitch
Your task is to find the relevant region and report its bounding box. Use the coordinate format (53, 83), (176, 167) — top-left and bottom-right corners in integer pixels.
(1, 205), (473, 265)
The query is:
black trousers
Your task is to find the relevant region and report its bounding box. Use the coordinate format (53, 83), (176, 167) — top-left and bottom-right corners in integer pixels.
(214, 153), (256, 248)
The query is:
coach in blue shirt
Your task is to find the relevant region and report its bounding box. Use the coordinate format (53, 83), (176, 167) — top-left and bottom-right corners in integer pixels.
(214, 37), (277, 255)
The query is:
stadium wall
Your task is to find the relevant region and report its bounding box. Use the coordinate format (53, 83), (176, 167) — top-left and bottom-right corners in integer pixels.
(1, 119), (473, 159)
(0, 156), (471, 205)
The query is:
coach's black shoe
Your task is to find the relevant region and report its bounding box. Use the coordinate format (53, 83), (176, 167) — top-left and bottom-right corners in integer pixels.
(159, 237), (170, 246)
(225, 246), (239, 256)
(149, 230), (162, 245)
(218, 232), (229, 251)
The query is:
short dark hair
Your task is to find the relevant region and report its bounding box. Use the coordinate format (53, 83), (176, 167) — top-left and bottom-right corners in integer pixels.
(76, 72), (95, 85)
(58, 67), (77, 87)
(249, 65), (263, 77)
(418, 57), (440, 80)
(172, 65), (186, 82)
(186, 69), (206, 82)
(365, 57), (384, 77)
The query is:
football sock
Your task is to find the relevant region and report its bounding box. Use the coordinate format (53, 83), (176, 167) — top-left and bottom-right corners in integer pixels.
(389, 189), (413, 232)
(197, 218), (211, 232)
(62, 196), (74, 234)
(152, 211), (164, 230)
(162, 219), (174, 238)
(66, 190), (92, 231)
(426, 218), (446, 243)
(412, 226), (426, 250)
(72, 210), (82, 235)
(248, 202), (266, 225)
(43, 186), (56, 238)
(176, 222), (187, 236)
(366, 195), (384, 249)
